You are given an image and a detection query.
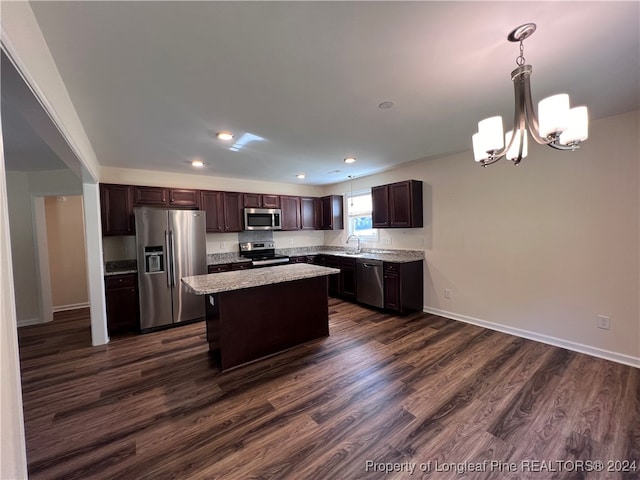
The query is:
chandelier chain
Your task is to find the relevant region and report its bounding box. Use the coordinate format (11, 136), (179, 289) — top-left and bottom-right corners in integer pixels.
(516, 40), (526, 66)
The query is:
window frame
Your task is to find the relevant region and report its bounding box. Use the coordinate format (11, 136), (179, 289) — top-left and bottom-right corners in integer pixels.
(345, 190), (378, 242)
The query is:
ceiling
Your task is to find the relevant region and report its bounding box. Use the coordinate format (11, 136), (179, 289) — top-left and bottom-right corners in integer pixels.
(8, 1), (640, 185)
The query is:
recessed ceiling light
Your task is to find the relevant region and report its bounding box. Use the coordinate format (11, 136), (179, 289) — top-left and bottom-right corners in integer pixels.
(378, 101), (394, 109)
(191, 160), (205, 168)
(344, 157), (356, 164)
(216, 132), (234, 141)
(296, 173), (306, 179)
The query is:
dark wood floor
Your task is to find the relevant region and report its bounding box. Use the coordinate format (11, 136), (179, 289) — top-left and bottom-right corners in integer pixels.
(18, 300), (640, 479)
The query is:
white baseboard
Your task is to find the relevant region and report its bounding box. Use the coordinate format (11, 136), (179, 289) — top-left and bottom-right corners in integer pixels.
(423, 306), (640, 369)
(52, 302), (90, 313)
(17, 317), (47, 327)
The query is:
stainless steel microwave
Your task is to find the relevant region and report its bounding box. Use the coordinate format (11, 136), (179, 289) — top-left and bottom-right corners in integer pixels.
(243, 208), (282, 230)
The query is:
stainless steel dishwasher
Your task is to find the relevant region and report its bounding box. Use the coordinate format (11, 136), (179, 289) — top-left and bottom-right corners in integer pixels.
(356, 258), (384, 308)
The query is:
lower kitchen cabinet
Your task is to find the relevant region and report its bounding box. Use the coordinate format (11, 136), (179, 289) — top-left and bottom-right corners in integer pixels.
(339, 257), (357, 299)
(208, 261), (252, 273)
(383, 260), (423, 314)
(105, 273), (139, 336)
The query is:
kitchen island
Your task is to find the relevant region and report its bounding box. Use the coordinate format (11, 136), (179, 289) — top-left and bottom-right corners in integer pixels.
(182, 263), (340, 370)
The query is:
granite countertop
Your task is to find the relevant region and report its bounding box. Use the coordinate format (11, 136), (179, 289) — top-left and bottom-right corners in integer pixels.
(105, 247), (423, 275)
(313, 249), (423, 263)
(182, 263), (340, 295)
(104, 260), (137, 276)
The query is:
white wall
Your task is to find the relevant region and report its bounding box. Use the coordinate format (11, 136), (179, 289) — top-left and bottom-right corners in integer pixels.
(5, 169), (83, 323)
(0, 102), (28, 480)
(323, 110), (640, 366)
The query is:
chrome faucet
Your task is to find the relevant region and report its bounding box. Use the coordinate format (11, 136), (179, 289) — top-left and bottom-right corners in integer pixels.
(346, 234), (361, 253)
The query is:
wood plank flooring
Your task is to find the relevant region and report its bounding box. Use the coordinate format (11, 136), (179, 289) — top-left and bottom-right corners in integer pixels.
(18, 301), (640, 479)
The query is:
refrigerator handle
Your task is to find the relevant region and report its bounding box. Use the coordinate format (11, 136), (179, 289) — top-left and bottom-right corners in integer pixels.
(169, 230), (177, 287)
(165, 230), (172, 288)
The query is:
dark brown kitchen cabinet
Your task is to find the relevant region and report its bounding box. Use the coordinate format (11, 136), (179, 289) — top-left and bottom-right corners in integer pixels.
(208, 261), (252, 273)
(105, 273), (139, 335)
(134, 186), (168, 206)
(300, 196), (318, 230)
(100, 183), (134, 236)
(339, 257), (357, 299)
(134, 186), (199, 208)
(208, 264), (231, 274)
(280, 195), (301, 230)
(322, 255), (341, 296)
(316, 254), (354, 299)
(319, 195), (344, 230)
(383, 260), (423, 314)
(169, 189), (200, 208)
(243, 193), (280, 209)
(223, 192), (244, 232)
(200, 191), (225, 232)
(372, 180), (423, 228)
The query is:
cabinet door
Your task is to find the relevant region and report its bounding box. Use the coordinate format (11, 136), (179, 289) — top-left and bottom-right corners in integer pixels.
(105, 274), (139, 335)
(200, 191), (225, 232)
(280, 195), (301, 230)
(339, 257), (357, 299)
(320, 195), (344, 230)
(243, 193), (262, 208)
(371, 185), (389, 228)
(100, 184), (134, 236)
(169, 189), (200, 208)
(223, 192), (244, 232)
(324, 255), (340, 296)
(389, 181), (423, 228)
(134, 186), (168, 206)
(383, 272), (400, 311)
(262, 194), (281, 208)
(300, 197), (318, 230)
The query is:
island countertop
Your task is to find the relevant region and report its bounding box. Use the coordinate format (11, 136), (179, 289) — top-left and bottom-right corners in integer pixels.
(182, 263), (340, 295)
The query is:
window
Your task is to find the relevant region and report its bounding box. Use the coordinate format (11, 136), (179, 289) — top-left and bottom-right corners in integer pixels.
(346, 191), (378, 241)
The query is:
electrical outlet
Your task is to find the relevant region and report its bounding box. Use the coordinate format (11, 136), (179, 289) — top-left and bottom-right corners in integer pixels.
(597, 315), (611, 330)
(220, 241), (226, 249)
(444, 288), (452, 299)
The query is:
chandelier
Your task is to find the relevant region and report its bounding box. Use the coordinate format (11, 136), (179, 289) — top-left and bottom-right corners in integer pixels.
(472, 23), (589, 166)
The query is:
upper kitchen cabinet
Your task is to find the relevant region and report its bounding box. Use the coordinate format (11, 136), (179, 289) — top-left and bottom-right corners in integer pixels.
(319, 195), (344, 230)
(100, 183), (134, 236)
(222, 192), (244, 232)
(280, 195), (301, 230)
(169, 189), (200, 208)
(134, 186), (200, 208)
(201, 190), (243, 232)
(372, 180), (423, 228)
(300, 196), (319, 230)
(243, 193), (281, 209)
(134, 186), (168, 206)
(200, 191), (225, 233)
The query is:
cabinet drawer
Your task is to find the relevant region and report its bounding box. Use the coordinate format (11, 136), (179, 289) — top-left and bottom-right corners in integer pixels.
(105, 274), (137, 289)
(231, 262), (253, 270)
(208, 264), (232, 274)
(384, 262), (399, 273)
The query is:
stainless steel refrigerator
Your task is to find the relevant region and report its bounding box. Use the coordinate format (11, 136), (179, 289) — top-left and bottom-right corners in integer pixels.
(135, 208), (206, 330)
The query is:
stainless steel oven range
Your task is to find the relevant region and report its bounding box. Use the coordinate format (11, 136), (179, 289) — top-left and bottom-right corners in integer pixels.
(239, 241), (290, 267)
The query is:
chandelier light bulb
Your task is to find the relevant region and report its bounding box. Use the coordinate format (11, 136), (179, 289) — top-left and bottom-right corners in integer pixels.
(560, 106), (589, 145)
(538, 94), (570, 138)
(505, 130), (528, 161)
(478, 116), (505, 152)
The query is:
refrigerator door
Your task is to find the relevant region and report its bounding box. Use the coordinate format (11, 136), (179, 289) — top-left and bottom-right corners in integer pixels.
(135, 209), (173, 330)
(169, 210), (206, 323)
